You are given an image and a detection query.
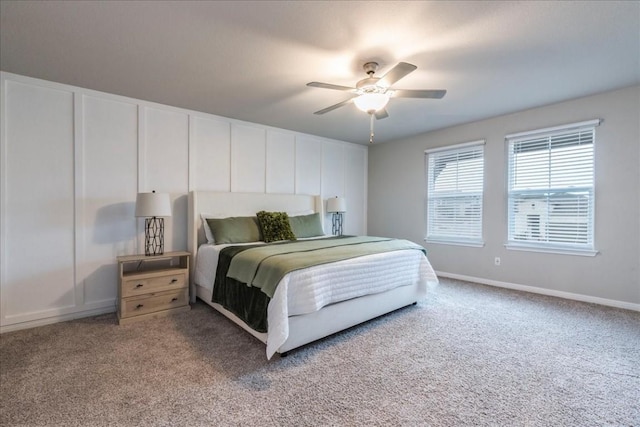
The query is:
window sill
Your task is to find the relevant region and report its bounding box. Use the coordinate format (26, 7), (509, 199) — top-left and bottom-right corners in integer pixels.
(505, 243), (598, 257)
(425, 239), (485, 248)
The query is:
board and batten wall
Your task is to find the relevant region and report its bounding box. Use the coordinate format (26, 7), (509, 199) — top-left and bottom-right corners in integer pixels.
(369, 85), (640, 309)
(0, 72), (368, 332)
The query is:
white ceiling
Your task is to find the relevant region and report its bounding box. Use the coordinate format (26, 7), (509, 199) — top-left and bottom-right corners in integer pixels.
(1, 1), (639, 144)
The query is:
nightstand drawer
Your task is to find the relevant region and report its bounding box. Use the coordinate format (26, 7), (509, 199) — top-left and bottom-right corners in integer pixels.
(122, 271), (186, 297)
(120, 288), (188, 319)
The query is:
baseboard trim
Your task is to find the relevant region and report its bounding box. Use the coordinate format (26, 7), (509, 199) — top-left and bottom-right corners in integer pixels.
(436, 271), (640, 312)
(0, 306), (116, 334)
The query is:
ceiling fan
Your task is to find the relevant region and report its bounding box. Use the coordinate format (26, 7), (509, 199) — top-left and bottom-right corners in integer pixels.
(307, 61), (446, 142)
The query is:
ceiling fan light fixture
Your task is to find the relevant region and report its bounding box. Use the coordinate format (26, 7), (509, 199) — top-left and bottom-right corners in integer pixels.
(353, 92), (389, 113)
(307, 61), (445, 125)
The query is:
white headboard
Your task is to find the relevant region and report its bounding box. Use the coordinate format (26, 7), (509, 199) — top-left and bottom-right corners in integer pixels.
(187, 191), (323, 298)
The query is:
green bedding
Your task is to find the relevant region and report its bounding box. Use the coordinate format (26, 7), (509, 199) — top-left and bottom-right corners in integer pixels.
(226, 236), (426, 298)
(212, 243), (270, 332)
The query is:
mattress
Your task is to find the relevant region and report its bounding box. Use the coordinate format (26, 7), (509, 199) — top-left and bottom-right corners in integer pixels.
(194, 241), (439, 358)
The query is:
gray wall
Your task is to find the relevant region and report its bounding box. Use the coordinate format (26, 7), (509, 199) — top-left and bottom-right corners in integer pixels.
(368, 86), (640, 306)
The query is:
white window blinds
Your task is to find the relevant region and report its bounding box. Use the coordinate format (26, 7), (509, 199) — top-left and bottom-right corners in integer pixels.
(426, 141), (484, 245)
(506, 120), (598, 254)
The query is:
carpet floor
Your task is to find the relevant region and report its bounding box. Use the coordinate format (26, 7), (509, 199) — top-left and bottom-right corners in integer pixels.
(1, 278), (639, 427)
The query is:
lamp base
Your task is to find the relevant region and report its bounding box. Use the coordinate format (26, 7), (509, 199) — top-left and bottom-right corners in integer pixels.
(331, 212), (344, 236)
(144, 217), (165, 256)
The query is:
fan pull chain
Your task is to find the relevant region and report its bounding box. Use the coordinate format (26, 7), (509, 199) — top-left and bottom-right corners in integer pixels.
(369, 113), (375, 143)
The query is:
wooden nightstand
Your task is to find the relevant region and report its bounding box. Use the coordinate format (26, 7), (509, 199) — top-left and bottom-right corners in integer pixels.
(117, 251), (191, 325)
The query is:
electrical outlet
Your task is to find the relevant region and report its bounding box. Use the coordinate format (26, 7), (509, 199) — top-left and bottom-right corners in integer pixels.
(494, 257), (501, 266)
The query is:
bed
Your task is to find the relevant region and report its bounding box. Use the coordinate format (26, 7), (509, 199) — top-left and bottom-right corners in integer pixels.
(187, 191), (438, 359)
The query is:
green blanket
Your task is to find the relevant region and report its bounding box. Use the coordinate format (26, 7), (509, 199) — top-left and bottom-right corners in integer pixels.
(212, 243), (270, 332)
(227, 236), (426, 298)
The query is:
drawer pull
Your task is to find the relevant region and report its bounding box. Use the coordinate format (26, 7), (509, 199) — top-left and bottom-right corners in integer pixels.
(170, 278), (178, 283)
(136, 304), (144, 309)
(135, 283), (144, 288)
(171, 297), (178, 302)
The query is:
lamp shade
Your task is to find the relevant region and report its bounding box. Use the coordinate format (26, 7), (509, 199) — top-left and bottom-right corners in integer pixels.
(135, 192), (172, 217)
(353, 93), (389, 113)
(327, 197), (347, 213)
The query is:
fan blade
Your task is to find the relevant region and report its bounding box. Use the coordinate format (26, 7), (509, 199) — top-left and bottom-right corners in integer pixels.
(375, 109), (389, 120)
(393, 89), (447, 99)
(307, 82), (355, 92)
(378, 62), (417, 87)
(313, 98), (354, 115)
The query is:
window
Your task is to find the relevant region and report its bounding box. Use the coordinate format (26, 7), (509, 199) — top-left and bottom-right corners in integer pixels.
(425, 140), (485, 246)
(506, 119), (600, 255)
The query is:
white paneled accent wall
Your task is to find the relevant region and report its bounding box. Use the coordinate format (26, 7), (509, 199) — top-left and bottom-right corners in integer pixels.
(266, 130), (295, 194)
(142, 107), (189, 193)
(344, 145), (368, 235)
(295, 135), (323, 197)
(189, 116), (231, 191)
(0, 72), (368, 332)
(3, 80), (75, 323)
(322, 141), (346, 233)
(230, 124), (267, 193)
(80, 95), (138, 307)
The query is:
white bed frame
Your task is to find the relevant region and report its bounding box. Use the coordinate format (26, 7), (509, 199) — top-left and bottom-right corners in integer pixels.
(187, 191), (424, 356)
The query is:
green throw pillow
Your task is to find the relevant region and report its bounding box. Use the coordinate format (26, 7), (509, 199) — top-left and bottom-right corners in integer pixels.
(289, 212), (324, 238)
(256, 211), (296, 243)
(206, 216), (262, 244)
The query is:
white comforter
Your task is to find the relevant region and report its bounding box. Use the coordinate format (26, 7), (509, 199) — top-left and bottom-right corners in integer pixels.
(195, 242), (438, 358)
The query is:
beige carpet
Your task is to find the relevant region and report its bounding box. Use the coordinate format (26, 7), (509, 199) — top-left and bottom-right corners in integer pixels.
(1, 278), (639, 426)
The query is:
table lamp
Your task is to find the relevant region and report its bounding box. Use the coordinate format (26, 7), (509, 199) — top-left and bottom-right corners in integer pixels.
(135, 191), (171, 256)
(326, 196), (346, 236)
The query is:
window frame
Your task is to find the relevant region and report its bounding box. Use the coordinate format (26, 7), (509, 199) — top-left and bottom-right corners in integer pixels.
(505, 119), (600, 256)
(424, 140), (485, 247)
